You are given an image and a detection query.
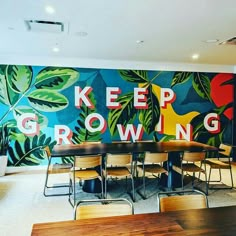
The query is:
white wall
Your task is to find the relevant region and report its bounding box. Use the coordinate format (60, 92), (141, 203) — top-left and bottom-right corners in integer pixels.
(0, 54), (235, 73)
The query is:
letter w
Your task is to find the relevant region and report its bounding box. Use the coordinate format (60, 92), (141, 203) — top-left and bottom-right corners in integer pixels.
(117, 124), (144, 142)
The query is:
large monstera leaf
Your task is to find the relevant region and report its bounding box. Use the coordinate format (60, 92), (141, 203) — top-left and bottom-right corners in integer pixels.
(72, 93), (101, 144)
(139, 85), (160, 134)
(8, 134), (57, 166)
(35, 67), (79, 90)
(27, 89), (68, 112)
(108, 92), (136, 135)
(172, 72), (211, 101)
(119, 70), (149, 83)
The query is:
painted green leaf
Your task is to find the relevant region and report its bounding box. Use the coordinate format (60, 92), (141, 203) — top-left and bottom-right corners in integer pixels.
(35, 67), (79, 90)
(0, 65), (21, 105)
(0, 68), (10, 105)
(190, 107), (230, 149)
(159, 134), (176, 142)
(72, 92), (101, 144)
(139, 85), (160, 134)
(27, 89), (68, 112)
(3, 119), (17, 128)
(215, 103), (233, 115)
(6, 65), (32, 93)
(7, 84), (20, 105)
(171, 72), (192, 87)
(10, 131), (27, 143)
(193, 73), (211, 101)
(119, 70), (149, 83)
(13, 106), (48, 128)
(108, 92), (136, 135)
(8, 134), (57, 166)
(153, 131), (160, 142)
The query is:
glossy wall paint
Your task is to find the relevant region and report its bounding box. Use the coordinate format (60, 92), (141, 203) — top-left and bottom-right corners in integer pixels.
(0, 65), (234, 166)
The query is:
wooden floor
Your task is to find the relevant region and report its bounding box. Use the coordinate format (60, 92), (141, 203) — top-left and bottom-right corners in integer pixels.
(1, 165), (236, 236)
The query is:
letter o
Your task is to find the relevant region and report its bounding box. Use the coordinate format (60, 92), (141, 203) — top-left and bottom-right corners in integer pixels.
(85, 113), (106, 133)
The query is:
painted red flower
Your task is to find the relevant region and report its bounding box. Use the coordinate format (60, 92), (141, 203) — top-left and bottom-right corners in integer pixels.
(210, 73), (234, 120)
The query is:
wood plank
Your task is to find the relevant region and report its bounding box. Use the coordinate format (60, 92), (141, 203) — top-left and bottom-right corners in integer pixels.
(31, 206), (236, 236)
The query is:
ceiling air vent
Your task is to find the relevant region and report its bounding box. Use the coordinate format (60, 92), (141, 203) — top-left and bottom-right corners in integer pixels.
(25, 20), (65, 33)
(219, 37), (236, 45)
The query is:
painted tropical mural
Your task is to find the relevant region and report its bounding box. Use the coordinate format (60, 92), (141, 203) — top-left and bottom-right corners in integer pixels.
(0, 64), (234, 166)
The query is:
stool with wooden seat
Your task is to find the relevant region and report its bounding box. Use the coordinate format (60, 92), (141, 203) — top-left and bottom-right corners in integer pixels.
(69, 154), (104, 207)
(202, 143), (234, 189)
(43, 146), (72, 197)
(136, 151), (168, 199)
(172, 151), (208, 194)
(104, 153), (135, 202)
(134, 140), (153, 178)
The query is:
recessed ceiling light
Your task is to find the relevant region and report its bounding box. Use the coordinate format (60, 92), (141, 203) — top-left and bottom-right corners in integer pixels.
(136, 40), (144, 44)
(203, 39), (219, 43)
(52, 46), (60, 52)
(75, 31), (88, 37)
(45, 5), (55, 14)
(192, 54), (199, 60)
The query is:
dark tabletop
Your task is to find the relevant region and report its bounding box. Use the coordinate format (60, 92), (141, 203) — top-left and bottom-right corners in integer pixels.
(51, 140), (218, 157)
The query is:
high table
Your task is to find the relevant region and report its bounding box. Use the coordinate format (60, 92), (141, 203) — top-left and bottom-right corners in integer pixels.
(31, 205), (236, 235)
(52, 140), (217, 157)
(51, 141), (218, 198)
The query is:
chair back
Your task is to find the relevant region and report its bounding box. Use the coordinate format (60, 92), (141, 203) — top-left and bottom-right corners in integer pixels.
(74, 198), (134, 220)
(75, 155), (102, 169)
(182, 151), (206, 162)
(144, 152), (168, 163)
(169, 139), (187, 141)
(158, 189), (208, 212)
(135, 140), (153, 142)
(106, 153), (132, 166)
(219, 144), (232, 157)
(112, 141), (131, 143)
(82, 141), (101, 144)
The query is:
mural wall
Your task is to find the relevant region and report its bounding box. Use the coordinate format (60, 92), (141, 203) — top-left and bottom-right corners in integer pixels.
(0, 65), (234, 166)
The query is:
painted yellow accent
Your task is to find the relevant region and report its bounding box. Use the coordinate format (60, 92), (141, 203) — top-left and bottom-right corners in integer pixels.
(153, 84), (199, 135)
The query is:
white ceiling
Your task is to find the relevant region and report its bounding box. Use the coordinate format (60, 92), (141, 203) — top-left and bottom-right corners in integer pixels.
(0, 0), (236, 72)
